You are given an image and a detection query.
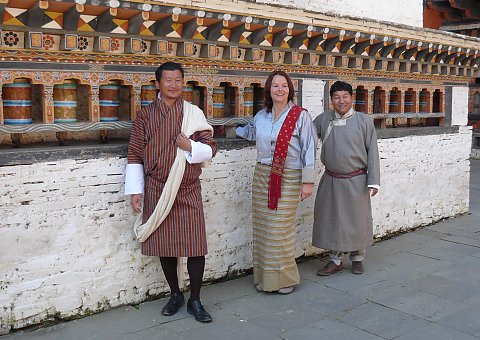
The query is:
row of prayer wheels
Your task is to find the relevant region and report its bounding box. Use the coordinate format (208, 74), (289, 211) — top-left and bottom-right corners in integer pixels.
(211, 86), (262, 118)
(1, 79), (264, 124)
(353, 88), (435, 113)
(1, 79), (159, 124)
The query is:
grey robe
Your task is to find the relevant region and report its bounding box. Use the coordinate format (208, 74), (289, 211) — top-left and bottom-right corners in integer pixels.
(312, 110), (380, 251)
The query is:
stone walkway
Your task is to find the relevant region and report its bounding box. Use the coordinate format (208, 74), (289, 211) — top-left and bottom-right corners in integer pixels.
(5, 160), (480, 340)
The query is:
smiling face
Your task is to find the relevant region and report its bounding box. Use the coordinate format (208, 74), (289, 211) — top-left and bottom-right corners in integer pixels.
(270, 74), (290, 108)
(156, 69), (183, 102)
(331, 90), (353, 116)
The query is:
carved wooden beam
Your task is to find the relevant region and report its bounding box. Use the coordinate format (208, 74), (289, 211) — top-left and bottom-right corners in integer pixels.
(182, 18), (200, 39)
(155, 16), (175, 37)
(353, 39), (372, 55)
(455, 53), (473, 65)
(289, 32), (309, 49)
(250, 26), (269, 45)
(378, 40), (398, 58)
(470, 56), (480, 67)
(207, 21), (228, 41)
(443, 51), (459, 63)
(95, 8), (116, 33)
(26, 2), (46, 27)
(230, 24), (248, 44)
(367, 40), (386, 57)
(403, 45), (420, 60)
(321, 36), (340, 52)
(63, 5), (82, 30)
(339, 38), (355, 53)
(307, 34), (324, 50)
(0, 3), (6, 22)
(128, 12), (146, 35)
(435, 50), (450, 63)
(415, 47), (431, 61)
(272, 29), (289, 47)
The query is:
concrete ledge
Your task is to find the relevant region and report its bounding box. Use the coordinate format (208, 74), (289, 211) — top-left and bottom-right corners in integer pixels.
(377, 126), (459, 139)
(0, 126), (460, 166)
(0, 139), (255, 167)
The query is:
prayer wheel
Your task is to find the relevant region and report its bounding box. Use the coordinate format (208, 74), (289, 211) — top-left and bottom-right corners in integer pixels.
(373, 89), (384, 113)
(354, 88), (367, 113)
(229, 98), (236, 116)
(99, 81), (120, 121)
(243, 87), (254, 116)
(253, 87), (264, 114)
(140, 84), (157, 107)
(388, 90), (400, 113)
(182, 84), (193, 103)
(212, 87), (225, 118)
(404, 91), (414, 112)
(419, 90), (429, 112)
(53, 80), (78, 123)
(3, 78), (32, 124)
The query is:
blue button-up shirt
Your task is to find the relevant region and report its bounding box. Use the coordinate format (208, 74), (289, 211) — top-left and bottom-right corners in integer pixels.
(236, 102), (318, 183)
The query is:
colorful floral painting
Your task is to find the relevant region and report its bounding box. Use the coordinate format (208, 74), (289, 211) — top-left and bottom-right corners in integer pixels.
(43, 35), (55, 50)
(3, 32), (19, 47)
(111, 38), (120, 52)
(77, 36), (89, 51)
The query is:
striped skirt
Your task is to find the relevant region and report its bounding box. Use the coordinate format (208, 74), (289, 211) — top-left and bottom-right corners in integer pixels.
(252, 163), (302, 292)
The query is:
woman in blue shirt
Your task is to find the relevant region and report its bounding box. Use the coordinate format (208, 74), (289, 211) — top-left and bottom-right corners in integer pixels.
(237, 70), (317, 294)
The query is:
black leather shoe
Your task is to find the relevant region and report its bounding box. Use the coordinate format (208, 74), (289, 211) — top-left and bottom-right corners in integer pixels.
(187, 300), (212, 323)
(161, 292), (184, 316)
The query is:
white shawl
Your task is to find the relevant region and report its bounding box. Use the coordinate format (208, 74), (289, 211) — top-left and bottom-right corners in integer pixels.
(133, 101), (213, 242)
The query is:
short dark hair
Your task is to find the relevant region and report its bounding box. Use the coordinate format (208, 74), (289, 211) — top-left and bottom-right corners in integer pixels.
(264, 70), (295, 112)
(155, 62), (184, 81)
(330, 81), (353, 97)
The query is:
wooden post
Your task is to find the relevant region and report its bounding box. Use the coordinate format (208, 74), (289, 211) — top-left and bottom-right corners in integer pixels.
(42, 85), (54, 124)
(89, 85), (100, 122)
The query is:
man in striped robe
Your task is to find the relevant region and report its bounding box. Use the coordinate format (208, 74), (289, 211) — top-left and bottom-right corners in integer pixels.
(125, 62), (218, 323)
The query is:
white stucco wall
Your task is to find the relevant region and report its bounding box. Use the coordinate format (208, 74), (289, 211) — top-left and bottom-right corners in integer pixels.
(0, 125), (471, 334)
(254, 0), (424, 27)
(301, 79), (325, 119)
(451, 86), (469, 126)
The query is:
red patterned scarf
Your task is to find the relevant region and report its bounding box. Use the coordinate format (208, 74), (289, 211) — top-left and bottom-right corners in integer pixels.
(268, 105), (304, 210)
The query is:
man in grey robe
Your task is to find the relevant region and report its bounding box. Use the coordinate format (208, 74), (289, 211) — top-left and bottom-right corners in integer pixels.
(312, 81), (380, 275)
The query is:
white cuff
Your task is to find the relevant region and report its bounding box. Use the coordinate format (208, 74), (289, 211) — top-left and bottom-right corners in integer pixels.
(125, 163), (144, 195)
(368, 184), (380, 190)
(184, 140), (213, 164)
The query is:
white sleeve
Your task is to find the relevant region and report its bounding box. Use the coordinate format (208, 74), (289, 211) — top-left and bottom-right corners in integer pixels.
(368, 184), (380, 190)
(124, 163), (144, 195)
(184, 140), (213, 164)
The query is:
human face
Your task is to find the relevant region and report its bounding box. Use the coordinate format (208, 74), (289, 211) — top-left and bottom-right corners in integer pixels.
(156, 69), (183, 102)
(270, 75), (290, 107)
(331, 90), (353, 116)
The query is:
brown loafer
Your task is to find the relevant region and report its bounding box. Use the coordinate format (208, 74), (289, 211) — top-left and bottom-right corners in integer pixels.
(351, 261), (364, 274)
(316, 261), (343, 276)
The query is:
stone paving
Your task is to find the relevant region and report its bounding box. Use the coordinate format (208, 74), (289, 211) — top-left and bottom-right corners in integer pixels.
(5, 160), (480, 340)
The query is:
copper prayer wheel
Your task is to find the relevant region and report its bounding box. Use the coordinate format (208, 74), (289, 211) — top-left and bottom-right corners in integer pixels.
(182, 84), (193, 103)
(212, 87), (225, 118)
(99, 81), (120, 121)
(419, 90), (429, 112)
(354, 88), (367, 113)
(3, 78), (32, 124)
(53, 80), (78, 123)
(243, 87), (254, 116)
(140, 84), (157, 107)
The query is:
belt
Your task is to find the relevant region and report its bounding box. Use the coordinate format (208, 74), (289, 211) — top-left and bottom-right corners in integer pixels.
(325, 168), (367, 179)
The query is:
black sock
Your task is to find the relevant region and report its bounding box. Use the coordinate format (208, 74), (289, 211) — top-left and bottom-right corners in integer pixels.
(159, 256), (181, 295)
(187, 256), (205, 302)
